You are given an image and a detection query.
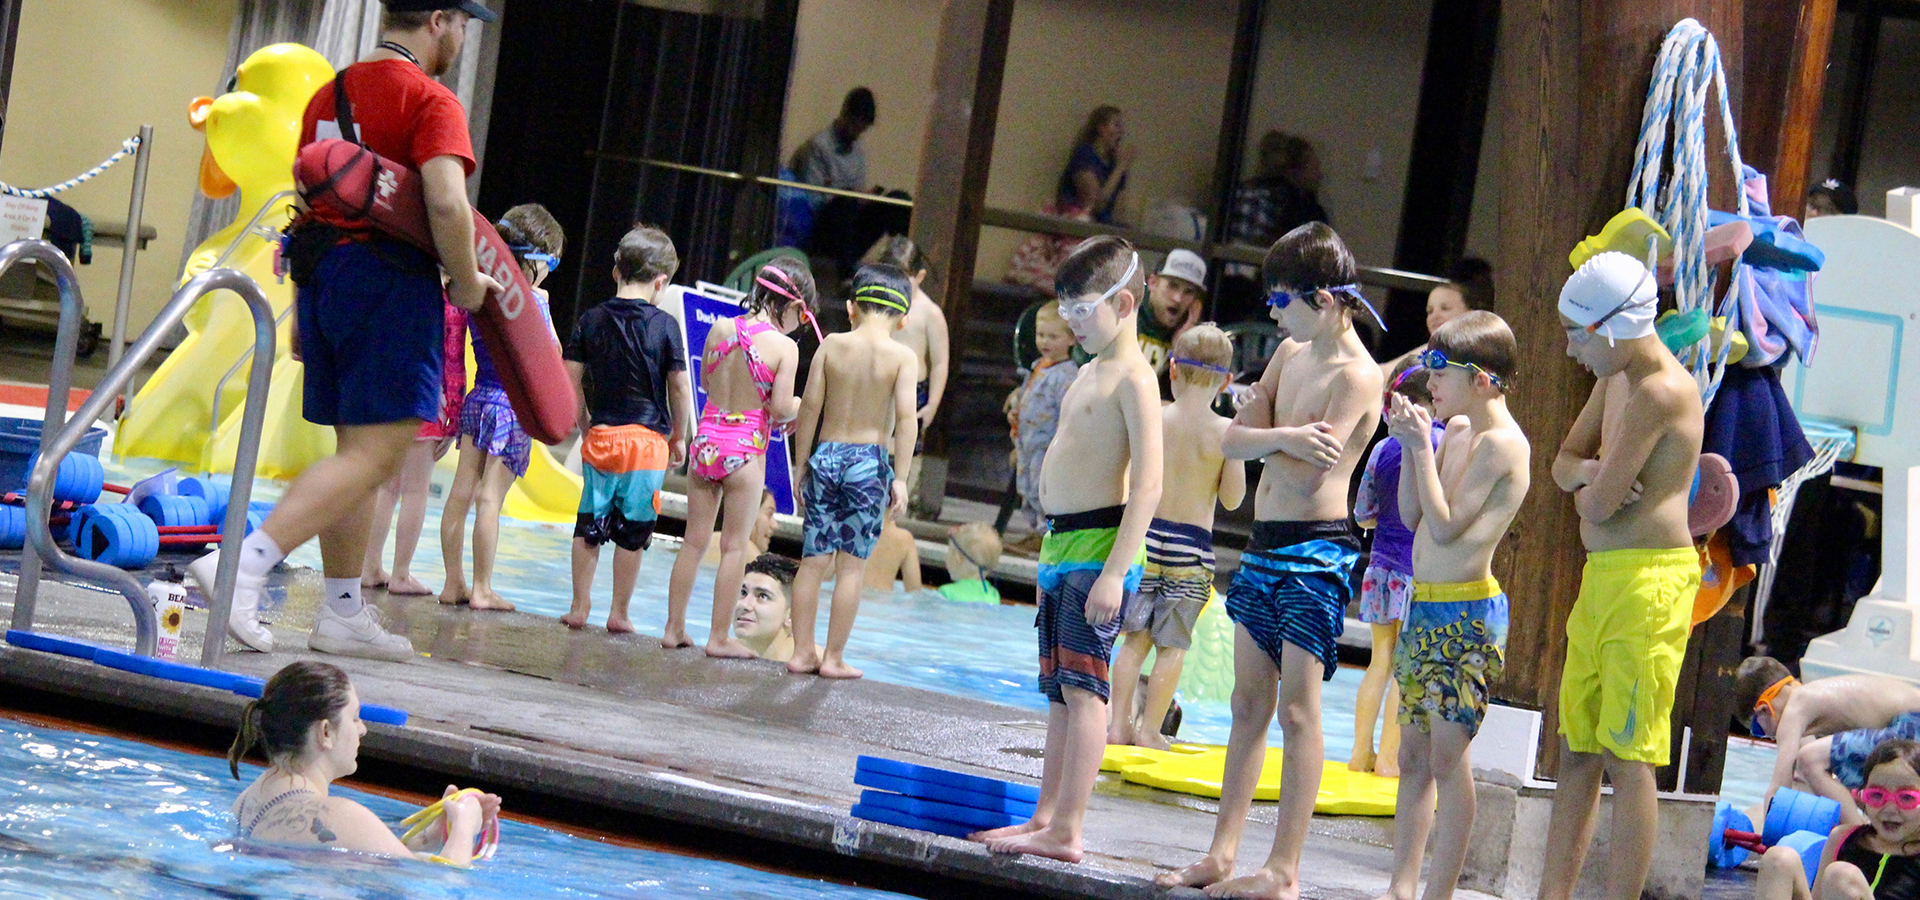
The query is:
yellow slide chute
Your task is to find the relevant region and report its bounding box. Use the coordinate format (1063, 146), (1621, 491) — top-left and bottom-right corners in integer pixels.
(116, 43), (336, 478)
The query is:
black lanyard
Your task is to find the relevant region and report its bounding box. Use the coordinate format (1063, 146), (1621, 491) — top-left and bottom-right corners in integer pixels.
(376, 40), (421, 70)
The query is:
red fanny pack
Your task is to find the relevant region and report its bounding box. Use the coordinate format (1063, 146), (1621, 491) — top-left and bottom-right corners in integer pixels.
(291, 73), (573, 445)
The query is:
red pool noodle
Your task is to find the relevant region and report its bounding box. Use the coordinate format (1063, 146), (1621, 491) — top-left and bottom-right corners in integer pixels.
(292, 139), (572, 445)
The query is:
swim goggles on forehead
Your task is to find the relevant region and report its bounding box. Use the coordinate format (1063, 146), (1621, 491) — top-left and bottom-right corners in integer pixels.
(756, 264), (825, 342)
(1418, 348), (1505, 390)
(1171, 357), (1231, 376)
(1058, 252), (1140, 321)
(1748, 676), (1797, 738)
(1856, 787), (1920, 810)
(1267, 283), (1389, 332)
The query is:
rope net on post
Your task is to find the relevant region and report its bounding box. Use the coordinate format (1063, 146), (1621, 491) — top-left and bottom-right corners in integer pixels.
(0, 135), (143, 199)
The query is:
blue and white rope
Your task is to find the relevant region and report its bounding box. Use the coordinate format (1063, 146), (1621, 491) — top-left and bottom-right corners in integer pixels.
(0, 135), (142, 199)
(1625, 19), (1748, 405)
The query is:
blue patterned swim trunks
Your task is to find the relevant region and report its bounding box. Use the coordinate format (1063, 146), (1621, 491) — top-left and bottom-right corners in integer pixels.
(801, 441), (893, 559)
(1831, 710), (1920, 788)
(1224, 520), (1360, 680)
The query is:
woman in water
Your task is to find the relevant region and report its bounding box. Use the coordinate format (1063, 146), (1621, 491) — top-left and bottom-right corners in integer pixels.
(229, 661), (501, 864)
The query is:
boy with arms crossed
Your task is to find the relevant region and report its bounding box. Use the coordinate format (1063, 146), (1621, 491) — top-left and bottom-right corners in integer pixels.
(787, 263), (920, 679)
(1109, 323), (1246, 750)
(1540, 252), (1704, 900)
(1161, 222), (1382, 898)
(1377, 311), (1530, 900)
(970, 236), (1162, 862)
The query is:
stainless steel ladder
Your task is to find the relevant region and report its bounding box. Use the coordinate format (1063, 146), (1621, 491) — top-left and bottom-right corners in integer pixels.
(2, 238), (275, 667)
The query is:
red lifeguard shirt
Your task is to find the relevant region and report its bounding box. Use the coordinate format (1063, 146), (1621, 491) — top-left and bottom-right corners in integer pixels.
(300, 58), (475, 228)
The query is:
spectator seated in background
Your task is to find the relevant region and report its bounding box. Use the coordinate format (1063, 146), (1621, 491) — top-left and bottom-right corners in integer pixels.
(789, 87), (909, 274)
(1137, 249), (1208, 385)
(1380, 257), (1493, 381)
(937, 523), (1003, 604)
(1805, 178), (1858, 219)
(1216, 130), (1329, 322)
(1058, 105), (1134, 226)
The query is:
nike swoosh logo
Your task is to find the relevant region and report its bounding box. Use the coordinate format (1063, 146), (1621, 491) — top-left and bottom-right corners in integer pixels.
(1610, 679), (1640, 745)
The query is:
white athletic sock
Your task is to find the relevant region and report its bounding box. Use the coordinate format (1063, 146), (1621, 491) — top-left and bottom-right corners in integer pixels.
(237, 530), (285, 582)
(323, 578), (362, 617)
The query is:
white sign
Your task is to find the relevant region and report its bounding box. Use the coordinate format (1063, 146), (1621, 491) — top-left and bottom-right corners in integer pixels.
(0, 196), (46, 245)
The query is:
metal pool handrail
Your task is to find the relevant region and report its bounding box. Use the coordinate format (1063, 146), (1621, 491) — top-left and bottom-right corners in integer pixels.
(21, 266), (276, 664)
(198, 188), (296, 437)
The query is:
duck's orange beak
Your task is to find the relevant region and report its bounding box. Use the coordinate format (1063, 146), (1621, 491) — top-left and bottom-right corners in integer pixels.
(188, 96), (236, 199)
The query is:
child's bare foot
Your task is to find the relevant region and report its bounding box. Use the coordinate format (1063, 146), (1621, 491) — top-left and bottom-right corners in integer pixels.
(1374, 758), (1400, 778)
(986, 828), (1081, 862)
(1133, 729), (1172, 751)
(559, 608), (589, 628)
(606, 616), (636, 634)
(660, 628), (694, 649)
(1107, 720), (1134, 746)
(467, 587), (515, 612)
(1204, 868), (1298, 900)
(1158, 854), (1234, 889)
(386, 574), (433, 596)
(362, 568), (388, 589)
(786, 650), (820, 675)
(1347, 746), (1376, 773)
(705, 637), (758, 659)
(818, 658), (863, 679)
(968, 820), (1042, 843)
(437, 585), (467, 606)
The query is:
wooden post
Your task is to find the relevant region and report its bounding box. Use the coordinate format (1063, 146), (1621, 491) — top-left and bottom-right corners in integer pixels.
(1488, 0), (1740, 780)
(1743, 0), (1839, 219)
(908, 0), (1013, 458)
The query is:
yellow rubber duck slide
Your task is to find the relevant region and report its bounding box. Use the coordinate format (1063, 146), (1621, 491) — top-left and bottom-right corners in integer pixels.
(116, 43), (336, 479)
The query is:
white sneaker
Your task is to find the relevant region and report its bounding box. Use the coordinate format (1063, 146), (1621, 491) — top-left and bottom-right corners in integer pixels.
(186, 550), (274, 653)
(309, 602), (414, 662)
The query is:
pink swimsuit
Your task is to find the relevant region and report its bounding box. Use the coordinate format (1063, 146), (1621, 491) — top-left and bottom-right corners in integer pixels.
(690, 317), (777, 482)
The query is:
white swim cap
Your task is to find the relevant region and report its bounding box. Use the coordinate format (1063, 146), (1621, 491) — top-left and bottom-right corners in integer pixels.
(1559, 251), (1656, 345)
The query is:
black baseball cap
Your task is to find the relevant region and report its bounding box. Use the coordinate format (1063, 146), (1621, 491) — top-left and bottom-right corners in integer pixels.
(383, 0), (499, 23)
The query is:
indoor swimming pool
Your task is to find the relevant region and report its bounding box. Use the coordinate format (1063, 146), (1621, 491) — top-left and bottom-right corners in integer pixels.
(0, 720), (911, 899)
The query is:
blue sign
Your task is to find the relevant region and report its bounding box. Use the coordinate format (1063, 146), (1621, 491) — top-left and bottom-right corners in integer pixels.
(679, 290), (798, 515)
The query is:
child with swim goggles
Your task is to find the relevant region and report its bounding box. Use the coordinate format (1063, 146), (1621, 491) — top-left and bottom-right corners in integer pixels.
(1379, 310), (1531, 900)
(785, 263), (921, 679)
(437, 204), (563, 612)
(1737, 655), (1920, 827)
(663, 256), (820, 657)
(1757, 738), (1920, 900)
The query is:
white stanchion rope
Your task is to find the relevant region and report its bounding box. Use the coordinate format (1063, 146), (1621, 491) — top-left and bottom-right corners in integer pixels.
(1625, 18), (1748, 407)
(0, 135), (142, 199)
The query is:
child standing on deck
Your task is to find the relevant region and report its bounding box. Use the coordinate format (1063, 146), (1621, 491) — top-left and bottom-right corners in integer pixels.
(664, 256), (818, 656)
(864, 236), (950, 501)
(1161, 222), (1383, 896)
(437, 204), (562, 612)
(562, 225), (693, 632)
(1108, 323), (1245, 750)
(1379, 310), (1531, 900)
(362, 298), (465, 596)
(1349, 358), (1440, 777)
(786, 263), (920, 679)
(968, 235), (1162, 863)
(1011, 304), (1079, 536)
(1539, 252), (1704, 900)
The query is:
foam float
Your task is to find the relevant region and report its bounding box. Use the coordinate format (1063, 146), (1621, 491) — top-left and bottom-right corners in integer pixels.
(1099, 743), (1399, 816)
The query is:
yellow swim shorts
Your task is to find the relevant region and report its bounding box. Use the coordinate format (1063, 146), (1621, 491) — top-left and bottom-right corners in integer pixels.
(1558, 547), (1700, 765)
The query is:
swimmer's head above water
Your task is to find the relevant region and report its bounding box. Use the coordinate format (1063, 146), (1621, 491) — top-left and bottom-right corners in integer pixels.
(735, 553), (799, 659)
(228, 661), (357, 780)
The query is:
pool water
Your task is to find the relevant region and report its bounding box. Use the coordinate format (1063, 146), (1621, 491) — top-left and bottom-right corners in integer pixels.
(98, 457), (1776, 808)
(0, 719), (912, 899)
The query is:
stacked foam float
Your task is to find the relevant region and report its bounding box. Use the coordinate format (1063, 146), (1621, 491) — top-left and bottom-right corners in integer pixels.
(851, 756), (1039, 839)
(3, 630), (407, 725)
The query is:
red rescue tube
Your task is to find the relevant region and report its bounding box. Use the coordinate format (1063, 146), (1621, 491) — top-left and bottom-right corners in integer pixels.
(293, 139), (573, 444)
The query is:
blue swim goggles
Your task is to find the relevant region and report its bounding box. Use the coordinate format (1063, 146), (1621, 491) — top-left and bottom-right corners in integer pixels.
(1171, 356), (1231, 377)
(1418, 348), (1504, 390)
(1267, 283), (1388, 332)
(523, 251), (560, 270)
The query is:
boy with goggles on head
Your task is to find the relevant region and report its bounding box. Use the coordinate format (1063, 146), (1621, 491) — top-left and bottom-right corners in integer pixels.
(1737, 655), (1920, 829)
(1161, 222), (1383, 896)
(784, 263), (920, 679)
(970, 236), (1161, 864)
(1107, 323), (1246, 751)
(1540, 250), (1704, 900)
(1378, 309), (1531, 900)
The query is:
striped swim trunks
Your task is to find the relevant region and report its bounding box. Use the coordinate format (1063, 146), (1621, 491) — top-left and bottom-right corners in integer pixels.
(1120, 519), (1215, 651)
(1224, 519), (1360, 680)
(1036, 505), (1145, 704)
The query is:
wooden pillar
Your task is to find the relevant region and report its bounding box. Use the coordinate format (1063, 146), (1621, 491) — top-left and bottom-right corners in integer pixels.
(909, 0), (1013, 463)
(1744, 0), (1839, 219)
(1489, 0), (1740, 781)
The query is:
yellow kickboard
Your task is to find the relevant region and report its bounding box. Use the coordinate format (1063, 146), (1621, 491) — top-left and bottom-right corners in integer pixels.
(1101, 743), (1398, 816)
(1569, 207), (1673, 271)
